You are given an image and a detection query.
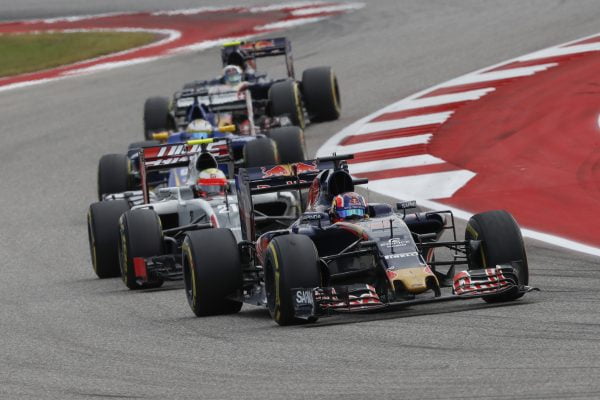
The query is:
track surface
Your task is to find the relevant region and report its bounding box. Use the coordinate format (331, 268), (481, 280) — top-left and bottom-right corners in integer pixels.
(2, 1), (600, 399)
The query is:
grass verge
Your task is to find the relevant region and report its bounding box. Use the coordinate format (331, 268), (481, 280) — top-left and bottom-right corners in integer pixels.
(0, 31), (159, 78)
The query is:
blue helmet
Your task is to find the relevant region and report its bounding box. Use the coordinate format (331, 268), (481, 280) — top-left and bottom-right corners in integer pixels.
(331, 192), (367, 221)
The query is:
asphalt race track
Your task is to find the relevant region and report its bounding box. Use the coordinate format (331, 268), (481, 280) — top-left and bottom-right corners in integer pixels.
(2, 1), (600, 399)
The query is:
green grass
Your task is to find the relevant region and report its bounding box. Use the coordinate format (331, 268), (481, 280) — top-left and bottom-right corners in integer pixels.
(0, 31), (159, 78)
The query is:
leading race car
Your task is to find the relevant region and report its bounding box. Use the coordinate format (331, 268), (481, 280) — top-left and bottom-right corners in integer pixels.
(143, 37), (340, 136)
(180, 155), (536, 325)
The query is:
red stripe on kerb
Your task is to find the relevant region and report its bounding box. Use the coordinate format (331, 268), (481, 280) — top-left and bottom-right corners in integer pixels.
(340, 124), (438, 145)
(370, 102), (465, 122)
(348, 144), (427, 163)
(353, 163), (457, 181)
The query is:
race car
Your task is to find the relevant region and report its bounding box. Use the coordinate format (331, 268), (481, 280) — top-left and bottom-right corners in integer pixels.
(180, 155), (536, 325)
(143, 36), (340, 136)
(88, 139), (301, 288)
(97, 99), (306, 201)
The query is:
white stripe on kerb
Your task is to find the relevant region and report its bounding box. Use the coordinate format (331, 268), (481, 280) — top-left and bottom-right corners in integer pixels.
(349, 155), (445, 174)
(336, 134), (432, 154)
(366, 170), (476, 200)
(355, 112), (453, 136)
(440, 64), (557, 87)
(385, 88), (496, 112)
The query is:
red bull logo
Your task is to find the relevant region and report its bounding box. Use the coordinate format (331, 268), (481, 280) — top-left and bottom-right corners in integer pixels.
(294, 161), (318, 174)
(242, 40), (275, 50)
(261, 164), (292, 177)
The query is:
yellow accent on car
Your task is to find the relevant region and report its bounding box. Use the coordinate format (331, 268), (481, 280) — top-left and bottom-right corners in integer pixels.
(222, 40), (242, 47)
(391, 267), (438, 295)
(152, 131), (169, 141)
(268, 242), (282, 322)
(187, 138), (214, 146)
(218, 124), (236, 133)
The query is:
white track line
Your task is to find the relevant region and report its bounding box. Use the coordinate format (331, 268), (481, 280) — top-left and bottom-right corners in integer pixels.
(336, 134), (431, 154)
(517, 42), (600, 61)
(440, 63), (557, 87)
(349, 155), (445, 175)
(354, 112), (453, 135)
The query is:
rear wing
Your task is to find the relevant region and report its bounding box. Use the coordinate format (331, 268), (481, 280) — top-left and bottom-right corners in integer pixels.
(235, 154), (361, 241)
(221, 37), (294, 79)
(139, 138), (233, 203)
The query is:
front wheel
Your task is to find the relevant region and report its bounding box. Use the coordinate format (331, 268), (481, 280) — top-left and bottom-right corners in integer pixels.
(264, 234), (321, 326)
(182, 229), (242, 316)
(465, 210), (528, 303)
(97, 154), (131, 200)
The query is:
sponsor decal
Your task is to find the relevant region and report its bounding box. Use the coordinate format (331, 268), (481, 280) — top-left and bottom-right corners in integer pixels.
(385, 252), (419, 260)
(294, 161), (318, 174)
(295, 289), (314, 305)
(260, 164), (293, 177)
(385, 237), (410, 248)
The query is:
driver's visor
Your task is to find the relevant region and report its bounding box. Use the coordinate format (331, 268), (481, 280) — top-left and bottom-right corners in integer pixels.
(337, 208), (365, 219)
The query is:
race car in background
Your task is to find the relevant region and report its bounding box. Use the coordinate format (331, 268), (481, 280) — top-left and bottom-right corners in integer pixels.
(143, 37), (341, 137)
(88, 139), (301, 287)
(97, 89), (306, 200)
(180, 155), (535, 325)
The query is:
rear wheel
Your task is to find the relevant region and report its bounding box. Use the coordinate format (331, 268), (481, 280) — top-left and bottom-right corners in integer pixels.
(97, 154), (130, 200)
(87, 200), (130, 279)
(143, 96), (171, 140)
(267, 126), (306, 164)
(465, 210), (528, 302)
(182, 229), (242, 316)
(269, 80), (305, 129)
(301, 66), (341, 121)
(264, 234), (321, 326)
(243, 138), (279, 167)
(118, 208), (164, 290)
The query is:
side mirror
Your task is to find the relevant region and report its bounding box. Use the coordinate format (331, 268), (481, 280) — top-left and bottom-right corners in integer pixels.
(396, 200), (417, 210)
(218, 124), (237, 133)
(152, 131), (169, 141)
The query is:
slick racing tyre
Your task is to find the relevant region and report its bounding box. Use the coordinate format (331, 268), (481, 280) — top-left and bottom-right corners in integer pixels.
(465, 210), (528, 303)
(267, 126), (306, 164)
(97, 153), (131, 200)
(118, 209), (164, 290)
(301, 66), (341, 122)
(264, 234), (321, 326)
(243, 138), (279, 167)
(269, 80), (305, 129)
(143, 96), (171, 140)
(127, 140), (161, 151)
(182, 229), (243, 316)
(87, 200), (130, 279)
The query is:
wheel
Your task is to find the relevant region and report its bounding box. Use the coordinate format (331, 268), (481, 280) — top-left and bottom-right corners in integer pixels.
(97, 153), (131, 200)
(269, 80), (305, 129)
(465, 210), (528, 302)
(128, 140), (161, 151)
(264, 234), (321, 326)
(118, 208), (164, 290)
(143, 96), (171, 140)
(182, 229), (243, 316)
(267, 126), (306, 164)
(87, 200), (130, 279)
(301, 66), (341, 121)
(243, 138), (279, 167)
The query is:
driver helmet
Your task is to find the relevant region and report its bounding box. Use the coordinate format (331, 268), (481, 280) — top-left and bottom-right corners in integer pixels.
(223, 64), (243, 86)
(186, 119), (213, 139)
(331, 192), (367, 222)
(195, 168), (227, 198)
